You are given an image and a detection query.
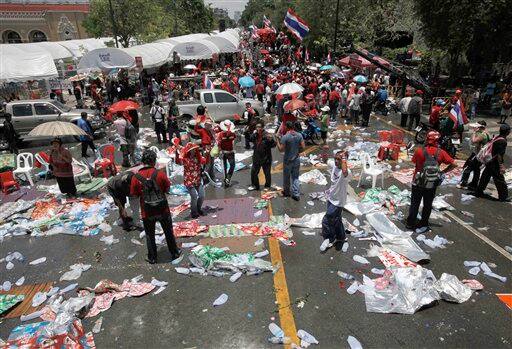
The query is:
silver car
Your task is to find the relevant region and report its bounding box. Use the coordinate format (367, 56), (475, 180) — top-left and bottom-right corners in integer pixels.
(2, 99), (105, 137)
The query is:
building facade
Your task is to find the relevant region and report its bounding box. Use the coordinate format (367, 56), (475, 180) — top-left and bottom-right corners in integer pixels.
(0, 0), (90, 43)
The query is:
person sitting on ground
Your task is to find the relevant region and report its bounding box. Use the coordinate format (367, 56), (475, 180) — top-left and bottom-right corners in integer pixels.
(248, 120), (276, 191)
(406, 131), (457, 233)
(130, 149), (181, 264)
(49, 138), (76, 197)
(457, 120), (490, 190)
(320, 150), (351, 252)
(107, 171), (141, 231)
(475, 123), (510, 202)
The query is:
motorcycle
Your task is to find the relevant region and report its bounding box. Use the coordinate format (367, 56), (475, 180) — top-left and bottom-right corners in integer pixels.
(300, 117), (322, 145)
(414, 122), (457, 158)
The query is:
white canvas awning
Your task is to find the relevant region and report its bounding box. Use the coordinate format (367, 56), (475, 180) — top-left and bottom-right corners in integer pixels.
(158, 33), (210, 45)
(77, 48), (135, 72)
(122, 42), (175, 69)
(0, 44), (58, 82)
(203, 32), (239, 53)
(58, 38), (109, 58)
(171, 39), (220, 61)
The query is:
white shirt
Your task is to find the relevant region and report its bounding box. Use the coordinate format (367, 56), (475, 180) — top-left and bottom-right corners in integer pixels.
(327, 166), (351, 207)
(399, 96), (412, 114)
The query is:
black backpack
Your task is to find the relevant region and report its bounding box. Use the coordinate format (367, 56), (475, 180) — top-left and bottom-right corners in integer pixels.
(135, 170), (168, 215)
(414, 147), (441, 189)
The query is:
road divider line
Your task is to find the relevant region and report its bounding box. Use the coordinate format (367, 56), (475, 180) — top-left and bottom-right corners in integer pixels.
(444, 211), (512, 261)
(262, 181), (299, 347)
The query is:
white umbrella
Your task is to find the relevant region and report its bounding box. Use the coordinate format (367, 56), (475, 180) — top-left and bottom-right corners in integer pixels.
(274, 82), (304, 95)
(183, 64), (197, 70)
(28, 121), (87, 137)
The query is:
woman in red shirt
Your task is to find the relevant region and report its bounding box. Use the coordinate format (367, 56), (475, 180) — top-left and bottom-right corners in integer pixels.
(48, 138), (76, 196)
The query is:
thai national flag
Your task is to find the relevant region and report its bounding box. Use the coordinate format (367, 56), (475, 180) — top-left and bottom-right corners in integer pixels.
(449, 99), (468, 128)
(283, 8), (309, 41)
(263, 15), (271, 28)
(203, 74), (213, 89)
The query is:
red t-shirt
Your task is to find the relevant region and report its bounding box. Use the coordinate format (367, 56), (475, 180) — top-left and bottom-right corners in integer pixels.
(309, 82), (318, 94)
(130, 167), (171, 219)
(217, 131), (236, 151)
(329, 90), (341, 101)
(411, 146), (454, 180)
(429, 106), (442, 126)
(255, 83), (265, 94)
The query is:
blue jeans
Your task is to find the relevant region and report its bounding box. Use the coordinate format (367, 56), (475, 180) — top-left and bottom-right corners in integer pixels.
(322, 201), (345, 242)
(187, 184), (204, 216)
(283, 159), (300, 197)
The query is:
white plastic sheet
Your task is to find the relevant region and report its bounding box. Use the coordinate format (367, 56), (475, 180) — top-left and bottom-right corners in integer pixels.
(366, 212), (430, 263)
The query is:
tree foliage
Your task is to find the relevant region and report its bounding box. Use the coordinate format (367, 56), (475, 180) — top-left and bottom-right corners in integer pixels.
(83, 0), (215, 47)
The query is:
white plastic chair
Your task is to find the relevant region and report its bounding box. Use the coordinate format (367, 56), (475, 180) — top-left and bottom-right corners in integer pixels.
(13, 152), (34, 186)
(34, 153), (50, 181)
(72, 158), (93, 183)
(357, 152), (384, 189)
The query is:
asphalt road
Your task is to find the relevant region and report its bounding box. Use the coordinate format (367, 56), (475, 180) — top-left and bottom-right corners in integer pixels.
(0, 109), (511, 348)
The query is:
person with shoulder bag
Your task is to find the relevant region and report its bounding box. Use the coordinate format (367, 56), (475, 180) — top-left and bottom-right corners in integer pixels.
(458, 120), (490, 190)
(150, 100), (167, 143)
(406, 131), (457, 233)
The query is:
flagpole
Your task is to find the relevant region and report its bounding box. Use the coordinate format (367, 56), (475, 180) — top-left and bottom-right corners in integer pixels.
(333, 0), (340, 55)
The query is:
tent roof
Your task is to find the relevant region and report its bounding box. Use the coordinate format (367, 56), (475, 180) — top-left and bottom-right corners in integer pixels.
(0, 45), (58, 82)
(171, 39), (220, 60)
(122, 42), (175, 69)
(57, 38), (108, 58)
(159, 33), (210, 45)
(9, 42), (72, 60)
(203, 32), (239, 53)
(77, 47), (135, 72)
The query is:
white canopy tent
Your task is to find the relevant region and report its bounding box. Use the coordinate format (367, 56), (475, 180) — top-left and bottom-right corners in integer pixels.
(0, 45), (58, 82)
(10, 42), (72, 60)
(58, 38), (109, 59)
(203, 32), (239, 53)
(158, 33), (210, 46)
(77, 48), (135, 72)
(170, 39), (220, 61)
(122, 42), (175, 69)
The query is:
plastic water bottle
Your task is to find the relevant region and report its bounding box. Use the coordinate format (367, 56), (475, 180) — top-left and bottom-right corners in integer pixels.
(347, 281), (360, 295)
(353, 255), (370, 264)
(342, 242), (349, 253)
(297, 329), (319, 344)
(337, 271), (355, 280)
(347, 335), (363, 349)
(268, 323), (284, 338)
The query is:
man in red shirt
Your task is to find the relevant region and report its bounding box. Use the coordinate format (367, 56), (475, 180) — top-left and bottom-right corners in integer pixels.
(255, 82), (265, 102)
(328, 88), (341, 121)
(130, 149), (181, 264)
(406, 131), (457, 232)
(429, 99), (445, 130)
(308, 80), (318, 95)
(180, 142), (207, 218)
(217, 120), (237, 187)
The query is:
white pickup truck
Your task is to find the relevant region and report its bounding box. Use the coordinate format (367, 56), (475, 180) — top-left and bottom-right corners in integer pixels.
(176, 89), (264, 125)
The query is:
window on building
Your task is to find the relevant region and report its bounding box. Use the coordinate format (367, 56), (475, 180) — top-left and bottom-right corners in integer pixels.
(2, 30), (22, 44)
(30, 30), (47, 43)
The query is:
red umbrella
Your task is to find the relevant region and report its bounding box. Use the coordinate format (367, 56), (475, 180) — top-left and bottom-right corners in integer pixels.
(284, 99), (306, 112)
(260, 49), (270, 55)
(106, 100), (139, 121)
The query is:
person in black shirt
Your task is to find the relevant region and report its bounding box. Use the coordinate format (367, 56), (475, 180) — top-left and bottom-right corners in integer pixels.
(107, 171), (141, 230)
(476, 123), (510, 201)
(249, 120), (276, 190)
(3, 113), (19, 154)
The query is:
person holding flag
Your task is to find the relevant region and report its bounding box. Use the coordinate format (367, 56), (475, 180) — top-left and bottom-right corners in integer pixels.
(448, 89), (468, 142)
(203, 73), (214, 89)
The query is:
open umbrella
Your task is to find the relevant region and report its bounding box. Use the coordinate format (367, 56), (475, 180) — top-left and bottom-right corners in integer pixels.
(183, 64), (197, 70)
(260, 49), (270, 55)
(320, 65), (334, 71)
(109, 100), (140, 113)
(238, 76), (255, 88)
(274, 82), (304, 95)
(353, 75), (368, 83)
(28, 121), (87, 137)
(284, 99), (306, 112)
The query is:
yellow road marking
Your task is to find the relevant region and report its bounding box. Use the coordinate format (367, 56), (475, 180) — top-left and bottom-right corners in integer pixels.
(261, 174), (299, 347)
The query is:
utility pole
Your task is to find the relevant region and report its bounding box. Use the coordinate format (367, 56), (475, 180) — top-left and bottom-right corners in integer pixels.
(333, 0), (340, 55)
(108, 0), (119, 47)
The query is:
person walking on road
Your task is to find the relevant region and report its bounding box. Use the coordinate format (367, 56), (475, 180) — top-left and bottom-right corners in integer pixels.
(320, 106), (330, 144)
(181, 141), (207, 218)
(77, 112), (96, 158)
(217, 120), (237, 187)
(3, 113), (19, 154)
(49, 138), (76, 197)
(457, 120), (490, 190)
(113, 112), (135, 167)
(277, 121), (305, 201)
(130, 149), (181, 264)
(150, 101), (167, 144)
(406, 131), (457, 233)
(407, 90), (423, 130)
(167, 99), (180, 143)
(320, 150), (351, 252)
(399, 91), (412, 127)
(348, 88), (361, 125)
(249, 120), (276, 191)
(475, 123), (510, 202)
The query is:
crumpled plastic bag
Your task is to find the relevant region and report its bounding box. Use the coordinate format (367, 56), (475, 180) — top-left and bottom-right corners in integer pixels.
(364, 266), (439, 314)
(434, 273), (472, 303)
(60, 264), (91, 282)
(366, 212), (430, 263)
(290, 213), (324, 229)
(299, 169), (327, 186)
